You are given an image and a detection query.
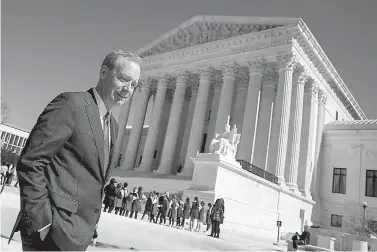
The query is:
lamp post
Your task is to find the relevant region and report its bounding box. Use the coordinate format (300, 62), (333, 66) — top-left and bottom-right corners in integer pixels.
(362, 202), (368, 236)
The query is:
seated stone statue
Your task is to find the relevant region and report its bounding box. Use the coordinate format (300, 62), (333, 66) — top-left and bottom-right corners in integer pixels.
(209, 121), (241, 159)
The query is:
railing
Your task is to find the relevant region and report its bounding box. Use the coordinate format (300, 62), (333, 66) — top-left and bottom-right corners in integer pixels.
(236, 159), (279, 185)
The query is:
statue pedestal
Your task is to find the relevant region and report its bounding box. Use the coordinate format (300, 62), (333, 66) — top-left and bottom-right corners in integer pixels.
(189, 153), (242, 191)
(183, 153), (315, 242)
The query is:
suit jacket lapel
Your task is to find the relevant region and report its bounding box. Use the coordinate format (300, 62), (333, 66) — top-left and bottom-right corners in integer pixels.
(85, 90), (105, 182)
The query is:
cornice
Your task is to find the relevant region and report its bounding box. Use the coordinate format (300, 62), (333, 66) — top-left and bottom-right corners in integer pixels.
(140, 24), (296, 72)
(295, 20), (366, 120)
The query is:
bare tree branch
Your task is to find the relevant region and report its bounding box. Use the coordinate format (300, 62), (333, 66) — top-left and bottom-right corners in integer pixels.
(1, 98), (9, 123)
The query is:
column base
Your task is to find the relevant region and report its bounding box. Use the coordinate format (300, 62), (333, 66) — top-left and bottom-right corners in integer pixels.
(299, 189), (313, 199)
(277, 177), (287, 188)
(154, 169), (172, 175)
(286, 182), (300, 193)
(135, 164), (153, 173)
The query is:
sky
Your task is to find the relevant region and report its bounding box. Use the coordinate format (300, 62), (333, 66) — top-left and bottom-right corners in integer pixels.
(2, 0), (377, 132)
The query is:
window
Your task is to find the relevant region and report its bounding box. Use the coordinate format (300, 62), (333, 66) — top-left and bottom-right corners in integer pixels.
(14, 136), (19, 146)
(366, 170), (377, 197)
(335, 111), (339, 121)
(118, 155), (122, 167)
(139, 156), (142, 165)
(153, 150), (157, 159)
(332, 168), (347, 194)
(331, 214), (343, 227)
(9, 134), (15, 145)
(200, 133), (207, 153)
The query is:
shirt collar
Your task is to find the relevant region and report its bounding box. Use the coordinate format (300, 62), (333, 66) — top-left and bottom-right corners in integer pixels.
(93, 87), (109, 119)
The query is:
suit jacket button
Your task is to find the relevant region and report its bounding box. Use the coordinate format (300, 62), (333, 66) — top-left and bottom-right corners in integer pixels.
(94, 208), (99, 213)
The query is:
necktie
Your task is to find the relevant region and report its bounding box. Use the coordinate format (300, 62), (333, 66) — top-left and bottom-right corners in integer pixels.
(103, 112), (111, 174)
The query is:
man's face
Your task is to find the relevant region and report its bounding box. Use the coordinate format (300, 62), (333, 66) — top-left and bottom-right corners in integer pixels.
(100, 58), (141, 108)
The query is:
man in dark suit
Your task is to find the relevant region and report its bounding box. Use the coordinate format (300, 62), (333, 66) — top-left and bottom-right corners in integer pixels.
(9, 50), (141, 251)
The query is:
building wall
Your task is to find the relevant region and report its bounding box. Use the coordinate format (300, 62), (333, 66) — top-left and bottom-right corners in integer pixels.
(318, 129), (377, 232)
(0, 124), (29, 155)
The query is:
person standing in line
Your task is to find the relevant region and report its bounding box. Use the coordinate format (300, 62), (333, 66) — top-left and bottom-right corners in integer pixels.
(205, 203), (212, 233)
(150, 192), (159, 223)
(210, 199), (224, 239)
(142, 192), (154, 221)
(120, 182), (129, 216)
(130, 186), (146, 219)
(9, 50), (141, 251)
(114, 183), (124, 215)
(159, 194), (169, 225)
(168, 195), (178, 227)
(189, 197), (199, 231)
(103, 178), (117, 213)
(176, 200), (184, 228)
(182, 197), (191, 229)
(195, 201), (205, 232)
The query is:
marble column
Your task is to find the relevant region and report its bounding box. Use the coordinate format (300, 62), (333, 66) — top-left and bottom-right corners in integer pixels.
(214, 62), (238, 134)
(182, 67), (214, 177)
(297, 80), (319, 197)
(309, 89), (327, 197)
(138, 75), (169, 172)
(205, 79), (222, 152)
(285, 66), (308, 191)
(231, 70), (249, 133)
(267, 52), (297, 185)
(110, 95), (133, 169)
(122, 78), (151, 170)
(157, 70), (189, 174)
(252, 66), (277, 169)
(237, 57), (265, 162)
(179, 82), (198, 166)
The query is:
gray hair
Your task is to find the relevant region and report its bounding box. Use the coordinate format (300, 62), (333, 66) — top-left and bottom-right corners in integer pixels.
(101, 50), (142, 70)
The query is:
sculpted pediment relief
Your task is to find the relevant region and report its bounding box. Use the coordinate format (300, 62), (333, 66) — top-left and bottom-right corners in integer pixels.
(137, 16), (293, 58)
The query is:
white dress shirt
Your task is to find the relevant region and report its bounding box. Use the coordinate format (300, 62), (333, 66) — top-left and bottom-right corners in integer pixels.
(93, 88), (111, 147)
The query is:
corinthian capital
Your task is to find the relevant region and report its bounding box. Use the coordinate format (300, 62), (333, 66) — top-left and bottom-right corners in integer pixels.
(293, 66), (309, 85)
(304, 78), (319, 98)
(262, 66), (278, 87)
(138, 76), (151, 91)
(247, 57), (266, 74)
(318, 89), (328, 106)
(174, 69), (190, 83)
(276, 52), (297, 71)
(156, 74), (170, 88)
(197, 66), (214, 81)
(221, 61), (239, 78)
(235, 70), (249, 89)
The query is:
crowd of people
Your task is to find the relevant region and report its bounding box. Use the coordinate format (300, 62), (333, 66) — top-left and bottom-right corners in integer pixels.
(0, 162), (18, 190)
(101, 178), (225, 241)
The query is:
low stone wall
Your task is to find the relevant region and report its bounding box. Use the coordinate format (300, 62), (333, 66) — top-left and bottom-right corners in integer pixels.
(310, 227), (377, 251)
(183, 153), (315, 241)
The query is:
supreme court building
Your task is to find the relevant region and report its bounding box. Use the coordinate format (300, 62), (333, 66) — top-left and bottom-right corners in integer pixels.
(112, 16), (377, 237)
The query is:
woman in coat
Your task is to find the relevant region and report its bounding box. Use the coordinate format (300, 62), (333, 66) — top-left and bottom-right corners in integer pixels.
(130, 186), (146, 219)
(210, 198), (224, 238)
(120, 182), (129, 216)
(125, 187), (137, 217)
(189, 197), (199, 231)
(182, 197), (191, 228)
(114, 183), (124, 215)
(150, 193), (159, 223)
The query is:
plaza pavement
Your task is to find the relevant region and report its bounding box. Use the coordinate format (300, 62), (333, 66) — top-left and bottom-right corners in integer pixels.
(1, 186), (287, 251)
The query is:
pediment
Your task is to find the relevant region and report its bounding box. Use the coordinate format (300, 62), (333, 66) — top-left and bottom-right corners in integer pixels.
(137, 16), (300, 58)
